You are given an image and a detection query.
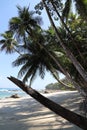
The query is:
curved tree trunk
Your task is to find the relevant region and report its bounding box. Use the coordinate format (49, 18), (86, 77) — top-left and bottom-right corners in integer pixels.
(42, 0), (87, 83)
(8, 76), (87, 129)
(50, 68), (73, 89)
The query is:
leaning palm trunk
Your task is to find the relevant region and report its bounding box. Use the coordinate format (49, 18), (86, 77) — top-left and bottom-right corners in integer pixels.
(8, 76), (87, 129)
(42, 0), (87, 83)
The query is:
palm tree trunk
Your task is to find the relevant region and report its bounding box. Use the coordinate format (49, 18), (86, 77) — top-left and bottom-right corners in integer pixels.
(42, 0), (87, 83)
(8, 76), (87, 129)
(49, 0), (85, 63)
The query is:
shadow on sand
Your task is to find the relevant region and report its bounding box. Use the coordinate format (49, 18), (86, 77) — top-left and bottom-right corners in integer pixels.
(0, 91), (82, 130)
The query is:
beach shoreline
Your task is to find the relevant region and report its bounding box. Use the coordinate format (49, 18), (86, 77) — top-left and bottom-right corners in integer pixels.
(0, 91), (82, 130)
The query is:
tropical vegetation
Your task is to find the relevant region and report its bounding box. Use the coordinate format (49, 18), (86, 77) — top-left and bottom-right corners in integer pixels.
(35, 0), (87, 97)
(45, 78), (75, 91)
(0, 0), (87, 128)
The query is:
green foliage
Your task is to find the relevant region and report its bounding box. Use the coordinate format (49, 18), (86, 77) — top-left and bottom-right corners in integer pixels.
(62, 0), (72, 22)
(0, 31), (17, 53)
(75, 0), (87, 19)
(0, 2), (87, 91)
(62, 0), (87, 21)
(57, 14), (87, 87)
(45, 78), (75, 90)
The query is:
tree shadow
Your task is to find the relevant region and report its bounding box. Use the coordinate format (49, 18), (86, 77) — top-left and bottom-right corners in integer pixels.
(0, 91), (82, 130)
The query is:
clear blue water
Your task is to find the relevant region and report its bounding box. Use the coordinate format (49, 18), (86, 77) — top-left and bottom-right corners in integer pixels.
(0, 88), (27, 99)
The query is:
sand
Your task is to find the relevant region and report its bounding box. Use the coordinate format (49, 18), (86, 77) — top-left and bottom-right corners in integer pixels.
(0, 91), (83, 130)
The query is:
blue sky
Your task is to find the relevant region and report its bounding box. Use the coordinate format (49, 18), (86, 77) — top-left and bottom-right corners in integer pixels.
(0, 0), (64, 90)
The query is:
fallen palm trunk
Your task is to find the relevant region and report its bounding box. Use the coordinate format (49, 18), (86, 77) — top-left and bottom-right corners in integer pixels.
(8, 76), (87, 129)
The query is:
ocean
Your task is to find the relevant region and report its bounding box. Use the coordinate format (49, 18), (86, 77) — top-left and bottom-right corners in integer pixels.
(0, 88), (27, 99)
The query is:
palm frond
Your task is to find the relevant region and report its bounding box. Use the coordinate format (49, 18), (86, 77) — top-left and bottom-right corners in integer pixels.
(17, 62), (31, 79)
(9, 17), (23, 36)
(0, 39), (6, 44)
(29, 68), (38, 87)
(39, 64), (45, 79)
(0, 43), (6, 51)
(62, 0), (72, 22)
(17, 5), (30, 19)
(23, 64), (38, 83)
(75, 0), (87, 19)
(0, 31), (16, 54)
(12, 54), (30, 66)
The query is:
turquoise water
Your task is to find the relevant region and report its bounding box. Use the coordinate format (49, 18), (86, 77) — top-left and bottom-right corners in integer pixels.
(0, 88), (27, 99)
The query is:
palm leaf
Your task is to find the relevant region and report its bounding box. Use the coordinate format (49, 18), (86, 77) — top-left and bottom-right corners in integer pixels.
(39, 64), (45, 79)
(75, 0), (87, 19)
(0, 31), (15, 54)
(62, 0), (72, 22)
(17, 62), (31, 79)
(23, 64), (38, 83)
(29, 68), (38, 87)
(12, 54), (30, 66)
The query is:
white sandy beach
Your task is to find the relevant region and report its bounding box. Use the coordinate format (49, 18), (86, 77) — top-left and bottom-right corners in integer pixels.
(0, 91), (83, 130)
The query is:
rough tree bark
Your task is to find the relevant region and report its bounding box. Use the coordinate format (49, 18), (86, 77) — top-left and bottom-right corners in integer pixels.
(8, 76), (87, 129)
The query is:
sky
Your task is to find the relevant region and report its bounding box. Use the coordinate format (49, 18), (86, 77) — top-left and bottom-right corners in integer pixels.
(0, 0), (64, 90)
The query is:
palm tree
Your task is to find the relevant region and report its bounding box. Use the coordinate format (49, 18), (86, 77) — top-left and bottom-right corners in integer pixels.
(1, 5), (87, 128)
(49, 0), (85, 62)
(35, 0), (85, 64)
(6, 28), (87, 128)
(8, 5), (73, 88)
(41, 0), (87, 84)
(1, 5), (86, 93)
(0, 31), (22, 55)
(39, 0), (87, 96)
(0, 31), (16, 54)
(9, 5), (42, 42)
(12, 38), (70, 88)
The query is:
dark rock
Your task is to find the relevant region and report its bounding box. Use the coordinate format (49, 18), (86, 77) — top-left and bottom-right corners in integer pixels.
(44, 90), (49, 93)
(10, 94), (20, 98)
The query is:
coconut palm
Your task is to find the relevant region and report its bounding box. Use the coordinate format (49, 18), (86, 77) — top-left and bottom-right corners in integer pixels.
(12, 37), (70, 88)
(0, 31), (22, 55)
(1, 5), (87, 128)
(57, 14), (87, 94)
(35, 0), (85, 66)
(0, 31), (16, 54)
(8, 5), (72, 88)
(41, 0), (87, 84)
(9, 5), (42, 41)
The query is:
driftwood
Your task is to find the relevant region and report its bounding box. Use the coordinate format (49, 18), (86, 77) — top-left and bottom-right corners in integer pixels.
(8, 76), (87, 129)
